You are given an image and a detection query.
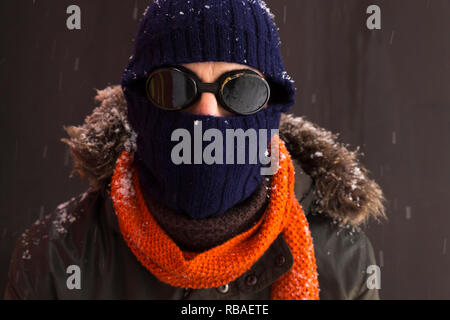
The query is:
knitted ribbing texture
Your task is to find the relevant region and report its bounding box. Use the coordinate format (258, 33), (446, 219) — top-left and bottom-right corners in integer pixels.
(110, 135), (319, 300)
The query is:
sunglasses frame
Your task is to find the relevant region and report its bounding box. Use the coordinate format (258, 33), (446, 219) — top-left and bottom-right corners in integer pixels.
(145, 65), (271, 116)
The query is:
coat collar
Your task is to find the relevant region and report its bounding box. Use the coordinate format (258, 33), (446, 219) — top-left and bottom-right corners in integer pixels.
(62, 86), (385, 228)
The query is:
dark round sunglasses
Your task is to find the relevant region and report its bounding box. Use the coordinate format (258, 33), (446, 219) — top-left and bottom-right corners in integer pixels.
(145, 65), (271, 116)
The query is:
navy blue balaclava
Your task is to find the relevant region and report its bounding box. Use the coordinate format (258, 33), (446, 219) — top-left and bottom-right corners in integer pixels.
(121, 0), (296, 219)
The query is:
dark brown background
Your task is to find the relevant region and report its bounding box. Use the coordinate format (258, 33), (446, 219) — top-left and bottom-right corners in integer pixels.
(1, 0), (449, 299)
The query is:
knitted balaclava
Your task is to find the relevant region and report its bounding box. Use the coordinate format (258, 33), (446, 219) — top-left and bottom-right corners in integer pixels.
(121, 0), (296, 219)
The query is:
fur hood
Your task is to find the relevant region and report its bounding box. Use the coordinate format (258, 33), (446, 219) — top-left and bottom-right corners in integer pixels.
(61, 86), (386, 228)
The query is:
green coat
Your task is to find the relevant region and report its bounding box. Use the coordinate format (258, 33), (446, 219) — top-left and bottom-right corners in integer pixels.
(4, 86), (385, 300)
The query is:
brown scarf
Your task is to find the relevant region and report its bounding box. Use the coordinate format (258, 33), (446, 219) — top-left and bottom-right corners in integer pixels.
(140, 176), (271, 252)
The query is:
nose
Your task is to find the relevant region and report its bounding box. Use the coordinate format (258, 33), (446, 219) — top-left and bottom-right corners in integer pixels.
(184, 93), (234, 117)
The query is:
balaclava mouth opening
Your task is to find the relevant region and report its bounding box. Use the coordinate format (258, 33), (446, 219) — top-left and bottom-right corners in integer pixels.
(121, 0), (296, 219)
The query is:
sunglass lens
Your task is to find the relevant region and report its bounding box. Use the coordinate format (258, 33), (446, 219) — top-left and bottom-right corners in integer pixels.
(147, 69), (196, 110)
(222, 75), (270, 114)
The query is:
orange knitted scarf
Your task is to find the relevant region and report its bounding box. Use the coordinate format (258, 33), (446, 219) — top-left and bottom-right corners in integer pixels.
(110, 135), (319, 300)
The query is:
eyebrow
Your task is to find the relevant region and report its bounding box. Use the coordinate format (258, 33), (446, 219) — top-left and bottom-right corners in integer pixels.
(182, 66), (265, 82)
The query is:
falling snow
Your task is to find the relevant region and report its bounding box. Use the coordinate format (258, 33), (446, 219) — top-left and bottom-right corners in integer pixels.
(133, 3), (139, 20)
(379, 250), (384, 267)
(389, 30), (395, 45)
(405, 206), (412, 220)
(74, 57), (80, 71)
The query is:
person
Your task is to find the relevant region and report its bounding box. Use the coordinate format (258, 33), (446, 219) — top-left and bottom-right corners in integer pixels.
(4, 0), (386, 300)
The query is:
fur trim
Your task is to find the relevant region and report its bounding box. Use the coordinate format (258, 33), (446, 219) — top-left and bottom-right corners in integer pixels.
(62, 85), (385, 227)
(61, 87), (137, 191)
(279, 114), (386, 227)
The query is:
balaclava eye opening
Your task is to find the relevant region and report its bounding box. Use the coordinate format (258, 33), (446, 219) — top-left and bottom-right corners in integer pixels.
(121, 0), (296, 219)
